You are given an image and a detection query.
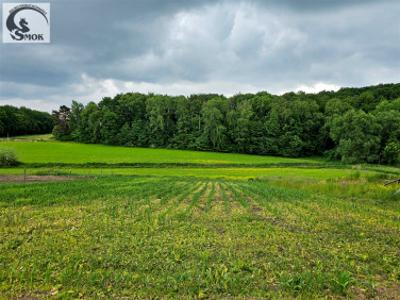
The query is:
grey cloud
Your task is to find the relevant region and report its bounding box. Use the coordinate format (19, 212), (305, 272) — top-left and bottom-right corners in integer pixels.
(0, 0), (399, 110)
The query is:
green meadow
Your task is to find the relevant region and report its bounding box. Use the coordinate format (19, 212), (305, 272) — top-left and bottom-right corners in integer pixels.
(1, 137), (400, 299)
(0, 139), (320, 166)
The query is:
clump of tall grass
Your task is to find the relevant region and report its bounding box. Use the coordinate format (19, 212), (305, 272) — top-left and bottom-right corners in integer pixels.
(0, 148), (19, 166)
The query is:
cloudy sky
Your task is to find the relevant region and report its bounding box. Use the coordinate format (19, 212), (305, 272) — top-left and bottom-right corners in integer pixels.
(0, 0), (399, 112)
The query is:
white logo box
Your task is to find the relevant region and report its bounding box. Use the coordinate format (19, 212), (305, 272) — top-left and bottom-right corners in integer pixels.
(2, 2), (50, 43)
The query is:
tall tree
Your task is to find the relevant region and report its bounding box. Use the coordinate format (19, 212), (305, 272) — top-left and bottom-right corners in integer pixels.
(200, 98), (228, 151)
(52, 105), (71, 140)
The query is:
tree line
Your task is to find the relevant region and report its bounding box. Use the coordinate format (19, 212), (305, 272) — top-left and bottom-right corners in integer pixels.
(53, 83), (400, 164)
(0, 105), (53, 137)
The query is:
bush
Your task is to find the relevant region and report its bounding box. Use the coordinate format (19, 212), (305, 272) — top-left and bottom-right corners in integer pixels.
(0, 148), (19, 166)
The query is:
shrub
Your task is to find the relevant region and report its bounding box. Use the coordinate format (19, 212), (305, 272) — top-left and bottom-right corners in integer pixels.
(0, 148), (19, 166)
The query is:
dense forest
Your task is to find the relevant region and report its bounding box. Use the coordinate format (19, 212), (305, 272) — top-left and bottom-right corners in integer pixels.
(0, 105), (53, 137)
(53, 83), (400, 164)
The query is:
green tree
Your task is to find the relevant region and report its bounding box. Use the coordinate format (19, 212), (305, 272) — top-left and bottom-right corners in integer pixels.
(78, 102), (104, 144)
(373, 98), (400, 163)
(383, 142), (400, 165)
(265, 100), (323, 156)
(69, 101), (84, 140)
(100, 109), (120, 145)
(52, 105), (71, 140)
(172, 96), (197, 148)
(146, 95), (175, 147)
(227, 100), (253, 153)
(330, 110), (382, 163)
(200, 98), (228, 150)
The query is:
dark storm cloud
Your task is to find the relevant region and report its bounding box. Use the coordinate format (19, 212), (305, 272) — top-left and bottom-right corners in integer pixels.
(0, 0), (399, 111)
(1, 0), (209, 86)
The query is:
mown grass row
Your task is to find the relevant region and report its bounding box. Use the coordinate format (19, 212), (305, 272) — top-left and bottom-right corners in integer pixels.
(1, 166), (399, 182)
(1, 176), (399, 298)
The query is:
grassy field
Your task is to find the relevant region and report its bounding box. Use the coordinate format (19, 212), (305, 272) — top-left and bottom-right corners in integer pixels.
(1, 137), (400, 299)
(0, 139), (320, 166)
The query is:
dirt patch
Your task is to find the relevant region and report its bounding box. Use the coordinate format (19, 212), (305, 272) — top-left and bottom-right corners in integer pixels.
(348, 282), (400, 300)
(374, 283), (400, 299)
(0, 175), (75, 183)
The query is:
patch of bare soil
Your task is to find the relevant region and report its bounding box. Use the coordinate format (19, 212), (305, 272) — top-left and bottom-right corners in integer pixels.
(0, 175), (74, 183)
(373, 283), (400, 299)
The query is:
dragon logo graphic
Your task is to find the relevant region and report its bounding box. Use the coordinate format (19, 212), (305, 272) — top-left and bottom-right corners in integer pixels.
(5, 4), (49, 41)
